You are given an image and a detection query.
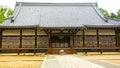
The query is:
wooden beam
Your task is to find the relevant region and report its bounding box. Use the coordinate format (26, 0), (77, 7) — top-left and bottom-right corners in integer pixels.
(44, 29), (49, 34)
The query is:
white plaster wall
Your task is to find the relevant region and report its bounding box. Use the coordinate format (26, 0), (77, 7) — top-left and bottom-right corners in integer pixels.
(3, 30), (20, 35)
(99, 30), (115, 35)
(22, 30), (35, 35)
(84, 30), (96, 35)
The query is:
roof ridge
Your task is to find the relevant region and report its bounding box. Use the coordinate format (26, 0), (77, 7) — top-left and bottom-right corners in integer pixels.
(11, 2), (22, 23)
(92, 4), (108, 22)
(109, 18), (120, 21)
(16, 1), (98, 6)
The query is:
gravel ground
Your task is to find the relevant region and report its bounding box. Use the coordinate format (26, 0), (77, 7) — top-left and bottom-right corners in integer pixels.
(0, 56), (44, 68)
(0, 54), (119, 68)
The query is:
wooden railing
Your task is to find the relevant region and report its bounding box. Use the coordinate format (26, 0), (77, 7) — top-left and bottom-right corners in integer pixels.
(0, 48), (47, 50)
(75, 47), (120, 54)
(0, 47), (119, 54)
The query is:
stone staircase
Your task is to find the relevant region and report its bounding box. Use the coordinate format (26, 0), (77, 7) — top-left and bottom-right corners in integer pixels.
(51, 48), (72, 54)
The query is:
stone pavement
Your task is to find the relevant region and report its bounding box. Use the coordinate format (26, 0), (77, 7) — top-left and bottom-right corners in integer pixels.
(41, 56), (62, 68)
(41, 55), (120, 68)
(86, 59), (120, 68)
(56, 55), (105, 68)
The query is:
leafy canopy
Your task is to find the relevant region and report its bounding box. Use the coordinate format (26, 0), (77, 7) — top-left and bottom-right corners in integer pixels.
(99, 8), (110, 18)
(0, 6), (13, 23)
(117, 9), (120, 19)
(99, 8), (120, 19)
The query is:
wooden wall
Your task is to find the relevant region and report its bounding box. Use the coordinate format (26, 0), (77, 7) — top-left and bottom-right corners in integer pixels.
(75, 29), (116, 48)
(0, 29), (117, 49)
(1, 29), (48, 49)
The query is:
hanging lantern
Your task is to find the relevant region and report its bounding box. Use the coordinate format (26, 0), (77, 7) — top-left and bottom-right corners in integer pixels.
(58, 35), (64, 39)
(60, 27), (65, 31)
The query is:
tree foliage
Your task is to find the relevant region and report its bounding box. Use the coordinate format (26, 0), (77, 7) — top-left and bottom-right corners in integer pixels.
(99, 8), (120, 19)
(117, 9), (120, 19)
(0, 6), (13, 23)
(99, 8), (110, 18)
(110, 13), (117, 18)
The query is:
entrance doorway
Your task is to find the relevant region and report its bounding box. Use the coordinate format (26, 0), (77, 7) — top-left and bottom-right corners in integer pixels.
(51, 35), (72, 54)
(51, 35), (70, 48)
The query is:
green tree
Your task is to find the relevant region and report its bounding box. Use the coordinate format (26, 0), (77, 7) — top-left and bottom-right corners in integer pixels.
(99, 8), (110, 18)
(0, 6), (13, 23)
(110, 13), (117, 18)
(117, 9), (120, 19)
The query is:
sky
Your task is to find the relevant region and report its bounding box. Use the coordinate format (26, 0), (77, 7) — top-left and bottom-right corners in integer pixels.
(0, 0), (120, 13)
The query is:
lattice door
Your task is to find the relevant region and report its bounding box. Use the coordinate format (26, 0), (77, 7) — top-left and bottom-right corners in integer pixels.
(2, 37), (20, 48)
(99, 36), (115, 47)
(85, 36), (97, 47)
(74, 36), (83, 48)
(22, 37), (35, 48)
(37, 37), (48, 48)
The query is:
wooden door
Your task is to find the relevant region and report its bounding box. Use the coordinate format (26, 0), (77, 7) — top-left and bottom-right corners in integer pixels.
(51, 35), (72, 54)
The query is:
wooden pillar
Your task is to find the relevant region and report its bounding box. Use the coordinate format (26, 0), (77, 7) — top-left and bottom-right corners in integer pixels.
(35, 28), (37, 48)
(82, 30), (86, 54)
(83, 30), (85, 47)
(115, 29), (118, 47)
(34, 28), (37, 55)
(115, 29), (119, 52)
(71, 30), (76, 54)
(0, 29), (2, 48)
(97, 29), (99, 47)
(0, 29), (2, 52)
(18, 29), (22, 55)
(97, 29), (101, 53)
(20, 29), (22, 48)
(47, 29), (52, 54)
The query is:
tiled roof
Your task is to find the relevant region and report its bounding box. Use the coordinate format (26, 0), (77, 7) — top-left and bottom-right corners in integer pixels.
(1, 2), (120, 28)
(108, 19), (120, 25)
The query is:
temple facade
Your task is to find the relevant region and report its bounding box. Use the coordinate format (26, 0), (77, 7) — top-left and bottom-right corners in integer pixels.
(0, 2), (120, 54)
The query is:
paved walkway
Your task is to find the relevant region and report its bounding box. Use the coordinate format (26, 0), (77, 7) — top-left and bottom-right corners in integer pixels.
(41, 56), (62, 68)
(56, 55), (105, 68)
(41, 55), (120, 68)
(86, 59), (120, 68)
